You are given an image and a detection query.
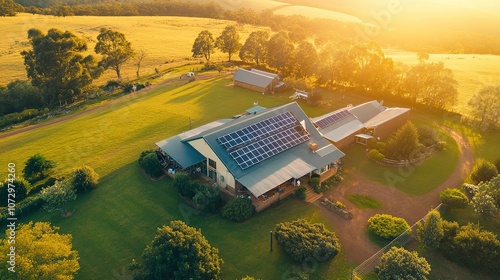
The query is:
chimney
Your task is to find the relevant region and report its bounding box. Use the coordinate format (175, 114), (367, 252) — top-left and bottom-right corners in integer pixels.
(309, 143), (318, 152)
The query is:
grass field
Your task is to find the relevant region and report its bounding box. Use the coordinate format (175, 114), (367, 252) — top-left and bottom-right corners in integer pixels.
(342, 124), (460, 195)
(385, 50), (500, 113)
(0, 76), (350, 279)
(0, 13), (269, 85)
(346, 194), (382, 209)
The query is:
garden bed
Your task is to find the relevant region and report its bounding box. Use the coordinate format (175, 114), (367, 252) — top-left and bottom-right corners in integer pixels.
(320, 197), (352, 219)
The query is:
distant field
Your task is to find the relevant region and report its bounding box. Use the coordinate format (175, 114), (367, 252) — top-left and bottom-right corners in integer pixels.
(0, 13), (269, 84)
(385, 50), (500, 112)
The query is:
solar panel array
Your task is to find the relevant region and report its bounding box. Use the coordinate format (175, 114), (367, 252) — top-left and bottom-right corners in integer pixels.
(315, 109), (351, 129)
(229, 127), (310, 169)
(217, 112), (296, 151)
(217, 111), (310, 170)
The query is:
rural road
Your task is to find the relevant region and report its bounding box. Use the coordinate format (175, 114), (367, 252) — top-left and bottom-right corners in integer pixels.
(317, 127), (474, 264)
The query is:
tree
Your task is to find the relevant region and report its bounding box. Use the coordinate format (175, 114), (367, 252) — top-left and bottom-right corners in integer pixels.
(450, 223), (500, 273)
(399, 61), (458, 109)
(266, 31), (295, 75)
(466, 85), (500, 130)
(21, 28), (102, 106)
(471, 190), (497, 218)
(375, 247), (431, 280)
(274, 219), (341, 262)
(135, 48), (147, 78)
(95, 28), (135, 79)
(368, 214), (410, 240)
(417, 52), (429, 62)
(221, 197), (255, 222)
(0, 178), (30, 206)
(478, 175), (500, 208)
(384, 121), (422, 160)
(292, 41), (318, 78)
(192, 30), (215, 62)
(0, 222), (79, 279)
(417, 209), (444, 249)
(22, 152), (56, 183)
(132, 220), (223, 280)
(439, 188), (469, 209)
(172, 172), (195, 198)
(470, 160), (498, 184)
(40, 181), (77, 215)
(0, 0), (22, 16)
(0, 80), (44, 116)
(239, 30), (269, 65)
(72, 165), (100, 193)
(215, 25), (241, 62)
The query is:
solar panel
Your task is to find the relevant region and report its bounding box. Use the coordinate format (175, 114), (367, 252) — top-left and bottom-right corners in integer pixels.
(217, 111), (297, 150)
(315, 109), (351, 129)
(229, 126), (310, 170)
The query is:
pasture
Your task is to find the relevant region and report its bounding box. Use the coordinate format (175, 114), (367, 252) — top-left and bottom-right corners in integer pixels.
(0, 13), (269, 84)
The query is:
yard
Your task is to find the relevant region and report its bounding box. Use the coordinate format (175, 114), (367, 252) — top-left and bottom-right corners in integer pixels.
(0, 76), (348, 279)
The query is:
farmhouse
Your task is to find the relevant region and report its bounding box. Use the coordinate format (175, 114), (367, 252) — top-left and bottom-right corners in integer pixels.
(156, 102), (344, 211)
(233, 68), (284, 93)
(313, 101), (410, 149)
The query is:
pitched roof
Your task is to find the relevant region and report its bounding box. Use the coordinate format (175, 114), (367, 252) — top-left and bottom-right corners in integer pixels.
(234, 68), (276, 89)
(348, 100), (385, 123)
(184, 102), (344, 196)
(155, 119), (232, 169)
(364, 107), (410, 128)
(250, 68), (280, 79)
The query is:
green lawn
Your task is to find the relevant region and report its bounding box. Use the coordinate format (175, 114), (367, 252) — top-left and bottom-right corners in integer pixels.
(0, 76), (349, 279)
(346, 194), (382, 209)
(342, 126), (460, 195)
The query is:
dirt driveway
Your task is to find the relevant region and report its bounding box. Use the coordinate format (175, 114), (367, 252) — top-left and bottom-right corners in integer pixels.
(316, 128), (474, 264)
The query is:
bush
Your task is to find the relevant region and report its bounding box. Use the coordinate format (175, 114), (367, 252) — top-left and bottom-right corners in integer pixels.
(324, 173), (343, 186)
(138, 150), (163, 179)
(418, 124), (439, 146)
(193, 184), (221, 213)
(173, 172), (196, 198)
(221, 197), (255, 222)
(0, 178), (30, 206)
(0, 195), (44, 226)
(470, 160), (498, 184)
(368, 214), (410, 240)
(294, 187), (306, 200)
(309, 177), (327, 193)
(275, 219), (341, 262)
(22, 153), (56, 183)
(0, 108), (48, 129)
(439, 188), (468, 209)
(367, 149), (385, 161)
(29, 177), (57, 196)
(375, 247), (431, 280)
(72, 165), (100, 193)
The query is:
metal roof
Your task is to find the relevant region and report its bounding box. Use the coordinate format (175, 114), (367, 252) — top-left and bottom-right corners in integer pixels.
(319, 116), (364, 142)
(348, 101), (385, 123)
(155, 119), (232, 169)
(245, 105), (267, 115)
(238, 154), (315, 197)
(364, 107), (410, 128)
(234, 68), (276, 89)
(185, 102), (345, 181)
(250, 68), (280, 79)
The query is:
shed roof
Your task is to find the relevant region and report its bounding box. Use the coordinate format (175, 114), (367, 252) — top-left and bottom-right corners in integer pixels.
(234, 68), (276, 89)
(250, 68), (280, 79)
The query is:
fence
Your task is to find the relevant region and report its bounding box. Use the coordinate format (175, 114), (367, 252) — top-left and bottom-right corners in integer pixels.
(351, 204), (443, 279)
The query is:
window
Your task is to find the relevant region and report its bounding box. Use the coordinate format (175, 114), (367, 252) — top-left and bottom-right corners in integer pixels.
(208, 159), (217, 169)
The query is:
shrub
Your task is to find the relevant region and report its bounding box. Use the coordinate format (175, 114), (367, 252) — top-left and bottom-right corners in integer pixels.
(310, 177), (326, 193)
(367, 149), (385, 161)
(418, 124), (440, 147)
(138, 150), (163, 179)
(173, 172), (196, 198)
(0, 195), (44, 226)
(462, 183), (478, 198)
(368, 214), (410, 240)
(324, 173), (343, 186)
(0, 178), (30, 206)
(72, 165), (100, 193)
(221, 197), (254, 222)
(439, 188), (468, 209)
(375, 247), (431, 280)
(294, 187), (306, 200)
(275, 219), (340, 262)
(470, 160), (498, 184)
(193, 184), (221, 213)
(29, 177), (57, 196)
(23, 153), (56, 183)
(0, 108), (48, 129)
